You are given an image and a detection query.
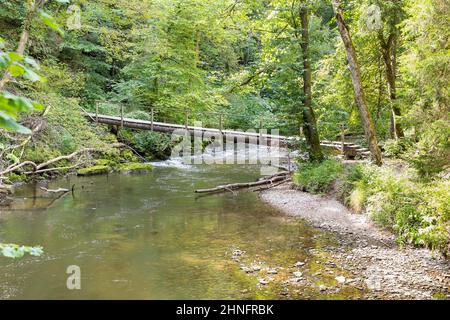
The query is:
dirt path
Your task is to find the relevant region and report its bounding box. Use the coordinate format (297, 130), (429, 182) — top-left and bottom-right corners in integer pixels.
(260, 183), (450, 300)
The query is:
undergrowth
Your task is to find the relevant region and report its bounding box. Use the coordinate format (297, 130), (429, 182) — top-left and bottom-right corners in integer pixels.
(293, 158), (450, 256)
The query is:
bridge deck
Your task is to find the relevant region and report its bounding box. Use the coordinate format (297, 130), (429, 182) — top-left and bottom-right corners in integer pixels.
(85, 113), (370, 157)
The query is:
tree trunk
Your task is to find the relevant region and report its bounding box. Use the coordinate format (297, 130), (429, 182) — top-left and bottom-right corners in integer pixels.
(332, 0), (382, 165)
(0, 0), (41, 91)
(379, 32), (404, 139)
(299, 7), (323, 161)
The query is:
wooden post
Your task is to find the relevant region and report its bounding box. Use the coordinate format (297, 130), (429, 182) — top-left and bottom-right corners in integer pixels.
(340, 124), (345, 155)
(259, 118), (263, 144)
(95, 103), (99, 125)
(151, 108), (154, 131)
(288, 152), (291, 174)
(120, 105), (124, 130)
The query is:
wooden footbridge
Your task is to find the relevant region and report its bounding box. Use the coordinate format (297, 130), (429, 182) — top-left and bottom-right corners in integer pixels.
(82, 107), (371, 158)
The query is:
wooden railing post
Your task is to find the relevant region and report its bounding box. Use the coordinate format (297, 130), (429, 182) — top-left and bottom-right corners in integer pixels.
(120, 105), (124, 130)
(151, 108), (154, 131)
(340, 124), (345, 155)
(95, 103), (99, 125)
(259, 118), (263, 143)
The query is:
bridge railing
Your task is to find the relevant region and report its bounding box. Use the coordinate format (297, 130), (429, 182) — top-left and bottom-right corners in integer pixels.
(91, 102), (278, 134)
(85, 102), (365, 156)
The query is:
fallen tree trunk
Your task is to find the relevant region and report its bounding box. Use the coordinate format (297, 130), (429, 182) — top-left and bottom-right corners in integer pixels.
(195, 175), (289, 194)
(40, 187), (69, 193)
(253, 178), (292, 192)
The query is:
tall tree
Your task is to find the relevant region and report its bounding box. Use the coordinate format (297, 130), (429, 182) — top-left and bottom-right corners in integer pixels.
(376, 1), (405, 139)
(332, 0), (382, 165)
(299, 4), (323, 161)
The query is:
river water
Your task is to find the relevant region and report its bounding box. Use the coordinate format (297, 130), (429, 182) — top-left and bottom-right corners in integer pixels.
(0, 152), (361, 299)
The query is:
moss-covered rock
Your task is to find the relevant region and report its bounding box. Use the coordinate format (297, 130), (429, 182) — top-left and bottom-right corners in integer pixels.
(77, 165), (111, 176)
(118, 162), (154, 174)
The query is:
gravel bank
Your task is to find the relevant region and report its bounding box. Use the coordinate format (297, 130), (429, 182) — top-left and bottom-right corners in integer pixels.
(260, 183), (450, 299)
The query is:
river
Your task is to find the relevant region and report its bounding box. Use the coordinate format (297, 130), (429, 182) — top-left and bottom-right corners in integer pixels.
(0, 152), (363, 299)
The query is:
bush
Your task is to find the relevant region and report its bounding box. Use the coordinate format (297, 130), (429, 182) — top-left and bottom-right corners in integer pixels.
(119, 129), (172, 160)
(383, 138), (413, 158)
(293, 159), (344, 194)
(407, 120), (450, 177)
(351, 165), (449, 255)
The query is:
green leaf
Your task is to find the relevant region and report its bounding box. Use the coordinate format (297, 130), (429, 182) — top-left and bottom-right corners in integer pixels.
(39, 11), (64, 36)
(0, 54), (11, 69)
(8, 52), (24, 62)
(32, 102), (45, 111)
(0, 111), (32, 134)
(9, 64), (25, 77)
(24, 68), (42, 82)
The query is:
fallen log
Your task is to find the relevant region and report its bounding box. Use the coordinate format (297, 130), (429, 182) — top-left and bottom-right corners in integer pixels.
(195, 175), (288, 194)
(253, 178), (292, 192)
(40, 187), (69, 193)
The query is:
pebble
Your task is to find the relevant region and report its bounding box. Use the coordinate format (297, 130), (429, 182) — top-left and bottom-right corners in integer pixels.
(267, 269), (278, 275)
(252, 265), (262, 272)
(240, 265), (252, 273)
(294, 261), (305, 267)
(293, 271), (303, 278)
(335, 276), (346, 284)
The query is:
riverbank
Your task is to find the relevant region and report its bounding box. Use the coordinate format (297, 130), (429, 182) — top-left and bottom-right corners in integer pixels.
(260, 183), (450, 300)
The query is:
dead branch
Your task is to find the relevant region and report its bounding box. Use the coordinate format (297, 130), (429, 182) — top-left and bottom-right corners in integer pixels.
(195, 175), (288, 194)
(1, 146), (114, 176)
(1, 161), (38, 175)
(253, 178), (292, 192)
(24, 162), (84, 175)
(40, 187), (69, 193)
(35, 148), (97, 170)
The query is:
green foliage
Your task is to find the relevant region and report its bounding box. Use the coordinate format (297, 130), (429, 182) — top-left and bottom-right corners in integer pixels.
(118, 126), (172, 160)
(22, 93), (116, 164)
(0, 243), (43, 259)
(406, 120), (450, 177)
(344, 165), (450, 255)
(293, 159), (344, 194)
(0, 45), (44, 133)
(131, 131), (172, 160)
(383, 138), (413, 158)
(223, 95), (281, 130)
